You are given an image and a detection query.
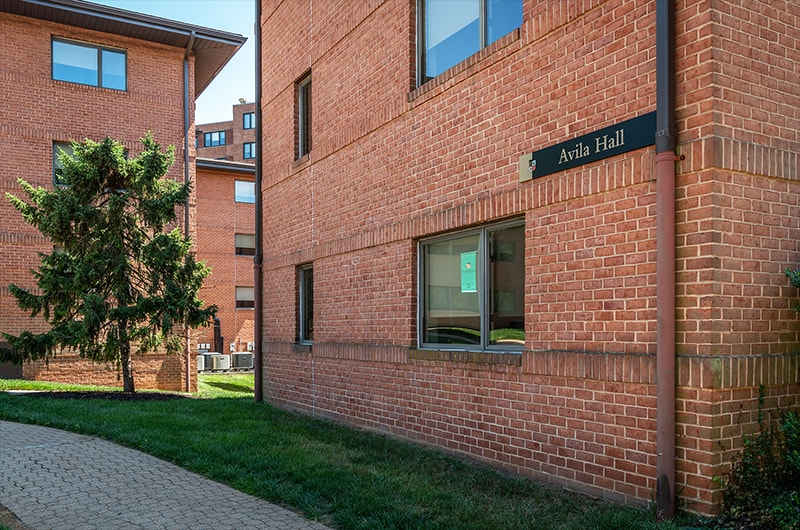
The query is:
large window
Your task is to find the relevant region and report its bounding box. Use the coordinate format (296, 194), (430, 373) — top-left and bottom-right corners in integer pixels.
(203, 131), (226, 147)
(419, 220), (525, 350)
(235, 233), (256, 256)
(234, 180), (255, 203)
(243, 112), (255, 129)
(298, 265), (313, 343)
(236, 286), (254, 309)
(243, 142), (256, 160)
(419, 0), (522, 82)
(52, 38), (127, 90)
(296, 73), (312, 159)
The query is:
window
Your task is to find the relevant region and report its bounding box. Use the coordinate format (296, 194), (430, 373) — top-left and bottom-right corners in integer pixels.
(235, 233), (256, 256)
(419, 0), (522, 82)
(52, 38), (126, 90)
(419, 220), (525, 350)
(243, 142), (256, 160)
(299, 265), (313, 342)
(203, 131), (226, 147)
(53, 142), (73, 186)
(236, 286), (255, 309)
(296, 73), (312, 159)
(234, 180), (255, 203)
(243, 112), (255, 129)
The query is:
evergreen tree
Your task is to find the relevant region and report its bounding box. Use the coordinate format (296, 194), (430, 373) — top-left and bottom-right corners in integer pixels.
(1, 133), (216, 392)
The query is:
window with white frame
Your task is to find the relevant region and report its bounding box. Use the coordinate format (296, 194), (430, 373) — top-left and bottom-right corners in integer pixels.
(235, 233), (256, 256)
(418, 0), (522, 82)
(298, 264), (313, 342)
(52, 38), (126, 90)
(419, 219), (525, 350)
(236, 286), (254, 309)
(234, 180), (255, 203)
(243, 142), (256, 160)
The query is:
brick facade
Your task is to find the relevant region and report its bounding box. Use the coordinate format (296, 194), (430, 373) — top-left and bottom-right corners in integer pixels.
(195, 160), (256, 353)
(259, 0), (800, 514)
(196, 102), (257, 163)
(0, 2), (244, 392)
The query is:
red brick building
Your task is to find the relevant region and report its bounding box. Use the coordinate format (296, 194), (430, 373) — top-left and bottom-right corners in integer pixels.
(0, 0), (245, 391)
(195, 158), (256, 356)
(257, 0), (799, 515)
(196, 102), (257, 163)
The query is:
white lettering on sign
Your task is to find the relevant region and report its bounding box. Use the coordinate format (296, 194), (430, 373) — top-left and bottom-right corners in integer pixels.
(558, 141), (591, 164)
(596, 129), (625, 152)
(558, 128), (626, 165)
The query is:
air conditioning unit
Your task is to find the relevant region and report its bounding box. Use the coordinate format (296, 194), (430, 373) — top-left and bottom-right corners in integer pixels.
(207, 353), (230, 371)
(196, 355), (205, 372)
(231, 352), (254, 370)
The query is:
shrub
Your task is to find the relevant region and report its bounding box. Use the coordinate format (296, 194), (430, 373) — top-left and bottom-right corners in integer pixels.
(719, 394), (800, 529)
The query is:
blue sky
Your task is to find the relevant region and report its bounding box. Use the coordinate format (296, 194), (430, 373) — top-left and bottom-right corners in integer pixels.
(93, 0), (255, 124)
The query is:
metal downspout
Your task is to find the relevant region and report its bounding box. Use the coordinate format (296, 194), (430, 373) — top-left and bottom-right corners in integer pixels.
(655, 0), (677, 520)
(184, 30), (196, 393)
(253, 0), (264, 402)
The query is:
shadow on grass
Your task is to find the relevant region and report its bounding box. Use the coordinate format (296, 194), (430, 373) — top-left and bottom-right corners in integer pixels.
(202, 381), (253, 394)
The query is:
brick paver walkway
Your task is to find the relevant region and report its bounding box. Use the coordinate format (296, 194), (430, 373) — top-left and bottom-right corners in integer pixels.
(0, 420), (332, 530)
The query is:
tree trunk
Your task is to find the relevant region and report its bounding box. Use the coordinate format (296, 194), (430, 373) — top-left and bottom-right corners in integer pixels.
(119, 319), (135, 393)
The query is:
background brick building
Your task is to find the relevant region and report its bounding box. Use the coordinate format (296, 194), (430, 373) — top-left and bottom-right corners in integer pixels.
(196, 101), (257, 163)
(195, 158), (256, 356)
(257, 0), (799, 515)
(0, 0), (244, 391)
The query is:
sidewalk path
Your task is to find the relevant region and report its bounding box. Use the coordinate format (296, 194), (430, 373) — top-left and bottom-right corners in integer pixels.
(0, 420), (332, 530)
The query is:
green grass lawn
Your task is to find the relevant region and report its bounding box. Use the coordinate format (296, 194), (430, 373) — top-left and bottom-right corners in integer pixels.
(0, 376), (695, 529)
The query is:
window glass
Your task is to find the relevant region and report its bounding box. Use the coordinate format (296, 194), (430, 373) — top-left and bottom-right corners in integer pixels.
(243, 112), (255, 129)
(421, 0), (522, 81)
(235, 233), (256, 255)
(423, 232), (481, 345)
(236, 286), (255, 309)
(487, 223), (525, 346)
(420, 221), (524, 350)
(297, 74), (312, 159)
(424, 0), (480, 79)
(52, 39), (126, 90)
(53, 142), (74, 186)
(203, 131), (226, 147)
(299, 265), (313, 342)
(243, 142), (255, 160)
(234, 180), (255, 203)
(53, 40), (98, 86)
(101, 49), (126, 90)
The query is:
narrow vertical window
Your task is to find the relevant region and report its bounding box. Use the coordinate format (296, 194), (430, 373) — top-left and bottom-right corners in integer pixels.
(53, 142), (73, 186)
(296, 73), (312, 159)
(299, 265), (313, 342)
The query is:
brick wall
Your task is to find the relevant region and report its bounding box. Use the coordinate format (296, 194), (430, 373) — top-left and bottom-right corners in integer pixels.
(259, 0), (800, 514)
(0, 11), (197, 392)
(195, 165), (256, 351)
(196, 102), (256, 163)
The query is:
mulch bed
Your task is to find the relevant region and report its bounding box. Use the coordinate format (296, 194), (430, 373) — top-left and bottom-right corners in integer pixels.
(21, 391), (190, 401)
